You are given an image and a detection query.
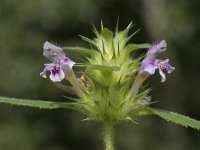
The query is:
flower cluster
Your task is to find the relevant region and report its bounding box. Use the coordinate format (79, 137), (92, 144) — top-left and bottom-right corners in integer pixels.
(139, 40), (175, 82)
(39, 25), (175, 123)
(40, 42), (75, 82)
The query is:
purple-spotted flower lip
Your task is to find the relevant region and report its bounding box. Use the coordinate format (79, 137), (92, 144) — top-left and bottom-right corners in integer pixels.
(156, 59), (175, 82)
(40, 62), (65, 82)
(139, 40), (175, 82)
(40, 41), (76, 82)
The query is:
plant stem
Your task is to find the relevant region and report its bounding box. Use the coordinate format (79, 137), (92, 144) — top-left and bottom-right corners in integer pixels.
(104, 123), (114, 150)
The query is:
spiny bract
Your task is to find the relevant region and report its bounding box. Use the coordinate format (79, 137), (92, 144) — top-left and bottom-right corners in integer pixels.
(70, 23), (152, 123)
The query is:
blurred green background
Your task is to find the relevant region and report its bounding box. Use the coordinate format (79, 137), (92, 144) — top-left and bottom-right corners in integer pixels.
(0, 0), (200, 149)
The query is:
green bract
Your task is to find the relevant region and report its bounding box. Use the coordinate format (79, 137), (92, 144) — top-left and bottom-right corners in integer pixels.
(64, 24), (152, 123)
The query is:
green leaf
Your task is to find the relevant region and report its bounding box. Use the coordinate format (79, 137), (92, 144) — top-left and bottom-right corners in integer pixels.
(0, 96), (76, 110)
(149, 108), (200, 130)
(77, 63), (120, 71)
(124, 43), (152, 53)
(63, 47), (99, 56)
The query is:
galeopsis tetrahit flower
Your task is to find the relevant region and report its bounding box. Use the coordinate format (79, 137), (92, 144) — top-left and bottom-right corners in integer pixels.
(139, 40), (175, 82)
(40, 41), (75, 82)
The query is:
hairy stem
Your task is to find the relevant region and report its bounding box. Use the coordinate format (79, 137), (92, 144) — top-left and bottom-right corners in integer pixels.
(104, 123), (114, 150)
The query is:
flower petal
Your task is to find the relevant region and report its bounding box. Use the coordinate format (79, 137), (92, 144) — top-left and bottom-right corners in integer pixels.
(146, 40), (167, 60)
(156, 59), (175, 82)
(159, 69), (166, 82)
(141, 59), (158, 75)
(62, 57), (76, 69)
(40, 63), (55, 78)
(40, 63), (65, 82)
(43, 41), (65, 62)
(40, 67), (48, 78)
(57, 57), (75, 76)
(49, 68), (65, 82)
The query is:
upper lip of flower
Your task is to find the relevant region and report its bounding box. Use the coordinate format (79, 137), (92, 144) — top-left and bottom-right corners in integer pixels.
(40, 41), (75, 82)
(146, 40), (167, 60)
(43, 41), (66, 62)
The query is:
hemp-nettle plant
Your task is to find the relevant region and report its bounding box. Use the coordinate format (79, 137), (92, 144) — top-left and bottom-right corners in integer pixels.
(1, 22), (200, 150)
